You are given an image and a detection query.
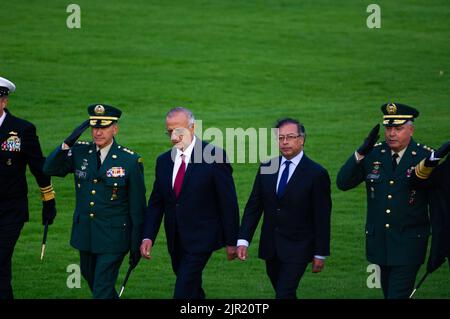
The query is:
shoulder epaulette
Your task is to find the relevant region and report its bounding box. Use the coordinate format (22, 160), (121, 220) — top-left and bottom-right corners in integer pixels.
(416, 143), (434, 153)
(117, 145), (135, 155)
(76, 140), (91, 145)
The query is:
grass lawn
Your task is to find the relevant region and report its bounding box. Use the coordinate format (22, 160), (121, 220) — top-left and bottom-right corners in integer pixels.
(1, 0), (449, 298)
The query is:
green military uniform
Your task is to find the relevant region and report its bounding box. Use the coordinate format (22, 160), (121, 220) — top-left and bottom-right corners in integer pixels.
(43, 104), (146, 298)
(336, 103), (432, 299)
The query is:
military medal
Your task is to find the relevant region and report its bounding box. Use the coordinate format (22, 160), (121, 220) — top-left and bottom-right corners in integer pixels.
(372, 161), (381, 175)
(406, 166), (414, 178)
(106, 167), (126, 177)
(111, 187), (118, 200)
(1, 135), (21, 152)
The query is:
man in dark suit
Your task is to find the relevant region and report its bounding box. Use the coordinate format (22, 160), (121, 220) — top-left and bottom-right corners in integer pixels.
(140, 107), (240, 299)
(337, 103), (431, 299)
(0, 76), (56, 299)
(44, 104), (145, 298)
(236, 118), (332, 299)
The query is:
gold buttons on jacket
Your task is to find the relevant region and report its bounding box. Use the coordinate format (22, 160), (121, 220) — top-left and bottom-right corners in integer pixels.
(93, 179), (98, 183)
(389, 180), (394, 185)
(386, 209), (391, 214)
(91, 190), (96, 195)
(385, 224), (390, 228)
(89, 201), (95, 207)
(388, 195), (392, 199)
(89, 213), (95, 218)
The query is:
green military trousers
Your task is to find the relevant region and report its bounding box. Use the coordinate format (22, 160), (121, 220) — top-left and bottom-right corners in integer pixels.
(379, 264), (421, 299)
(79, 250), (126, 299)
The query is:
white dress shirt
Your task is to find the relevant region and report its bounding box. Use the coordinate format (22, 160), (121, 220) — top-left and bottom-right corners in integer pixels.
(276, 151), (303, 193)
(96, 142), (113, 164)
(172, 136), (196, 188)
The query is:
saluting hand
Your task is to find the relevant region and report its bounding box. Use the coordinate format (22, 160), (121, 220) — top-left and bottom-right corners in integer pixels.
(357, 124), (380, 157)
(425, 141), (450, 167)
(64, 120), (90, 147)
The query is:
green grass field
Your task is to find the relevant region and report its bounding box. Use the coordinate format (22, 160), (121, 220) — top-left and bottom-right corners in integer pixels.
(1, 0), (449, 298)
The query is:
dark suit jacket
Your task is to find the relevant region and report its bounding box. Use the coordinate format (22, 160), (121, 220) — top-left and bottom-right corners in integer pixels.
(142, 139), (240, 255)
(239, 154), (332, 263)
(0, 109), (51, 226)
(411, 156), (450, 270)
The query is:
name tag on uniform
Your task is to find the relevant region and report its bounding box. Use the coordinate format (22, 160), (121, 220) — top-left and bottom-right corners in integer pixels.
(1, 136), (21, 152)
(367, 173), (380, 180)
(106, 167), (126, 177)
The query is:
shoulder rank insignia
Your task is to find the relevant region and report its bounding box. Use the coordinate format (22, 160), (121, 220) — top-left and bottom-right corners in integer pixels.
(76, 141), (90, 145)
(417, 143), (434, 152)
(121, 147), (135, 155)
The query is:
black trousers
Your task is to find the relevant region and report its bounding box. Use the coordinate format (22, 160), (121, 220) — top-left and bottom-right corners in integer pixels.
(170, 233), (212, 299)
(0, 223), (24, 300)
(379, 264), (421, 299)
(265, 258), (308, 299)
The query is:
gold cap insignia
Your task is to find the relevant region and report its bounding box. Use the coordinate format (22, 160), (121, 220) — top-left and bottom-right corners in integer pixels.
(94, 105), (105, 115)
(387, 103), (397, 115)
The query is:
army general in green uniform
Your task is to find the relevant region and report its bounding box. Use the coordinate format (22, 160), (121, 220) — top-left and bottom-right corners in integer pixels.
(44, 104), (146, 299)
(336, 103), (432, 299)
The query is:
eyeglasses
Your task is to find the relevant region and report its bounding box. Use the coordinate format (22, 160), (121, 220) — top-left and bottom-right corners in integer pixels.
(278, 135), (301, 142)
(165, 127), (191, 138)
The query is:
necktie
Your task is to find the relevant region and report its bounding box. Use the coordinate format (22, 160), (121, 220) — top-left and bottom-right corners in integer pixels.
(392, 153), (399, 171)
(96, 150), (102, 170)
(173, 154), (186, 198)
(277, 160), (292, 197)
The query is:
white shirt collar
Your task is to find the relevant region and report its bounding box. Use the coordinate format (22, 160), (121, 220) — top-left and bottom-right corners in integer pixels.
(281, 150), (304, 167)
(391, 147), (407, 161)
(96, 140), (114, 163)
(0, 110), (7, 128)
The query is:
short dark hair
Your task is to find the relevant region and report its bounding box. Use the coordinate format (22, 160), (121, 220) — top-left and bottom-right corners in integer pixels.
(275, 118), (305, 136)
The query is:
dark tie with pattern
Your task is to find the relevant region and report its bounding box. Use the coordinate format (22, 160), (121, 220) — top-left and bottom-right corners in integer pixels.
(96, 150), (102, 170)
(173, 154), (186, 198)
(392, 153), (399, 171)
(277, 160), (292, 198)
